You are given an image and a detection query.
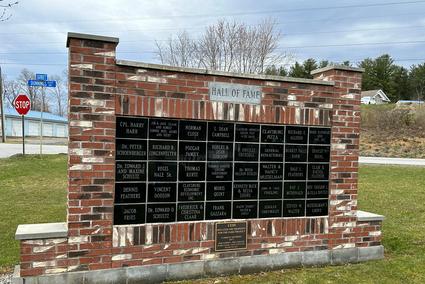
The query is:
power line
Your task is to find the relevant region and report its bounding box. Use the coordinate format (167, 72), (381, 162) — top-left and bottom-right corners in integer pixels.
(1, 39), (425, 56)
(0, 10), (424, 36)
(2, 24), (425, 46)
(2, 0), (425, 26)
(1, 58), (425, 67)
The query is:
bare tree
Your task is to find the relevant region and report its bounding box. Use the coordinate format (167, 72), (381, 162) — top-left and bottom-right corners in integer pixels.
(16, 69), (44, 111)
(48, 73), (67, 117)
(156, 31), (201, 68)
(155, 18), (288, 74)
(4, 76), (20, 108)
(0, 0), (18, 22)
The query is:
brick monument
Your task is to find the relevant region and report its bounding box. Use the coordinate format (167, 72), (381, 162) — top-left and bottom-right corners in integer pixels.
(13, 33), (384, 284)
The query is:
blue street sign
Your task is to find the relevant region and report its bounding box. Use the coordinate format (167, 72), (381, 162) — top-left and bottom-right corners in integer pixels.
(28, 80), (45, 87)
(45, 80), (56, 88)
(36, 74), (48, 81)
(28, 80), (57, 87)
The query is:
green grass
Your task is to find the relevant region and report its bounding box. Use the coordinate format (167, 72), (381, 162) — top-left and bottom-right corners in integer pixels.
(1, 156), (425, 283)
(0, 155), (67, 270)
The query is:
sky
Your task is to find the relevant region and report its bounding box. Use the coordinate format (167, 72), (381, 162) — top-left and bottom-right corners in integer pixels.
(1, 0), (425, 80)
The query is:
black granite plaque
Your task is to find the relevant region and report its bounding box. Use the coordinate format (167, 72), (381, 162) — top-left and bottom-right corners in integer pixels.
(284, 182), (306, 199)
(284, 163), (307, 180)
(114, 204), (145, 225)
(259, 182), (282, 199)
(207, 162), (233, 181)
(205, 202), (231, 220)
(234, 163), (259, 180)
(233, 182), (258, 200)
(260, 144), (284, 161)
(206, 182), (232, 200)
(234, 143), (259, 161)
(283, 200), (305, 217)
(177, 203), (204, 221)
(179, 162), (206, 181)
(116, 161), (147, 181)
(308, 164), (329, 180)
(146, 203), (176, 223)
(215, 222), (247, 251)
(115, 183), (146, 204)
(259, 201), (282, 218)
(307, 182), (329, 199)
(148, 162), (177, 182)
(208, 122), (234, 142)
(179, 141), (206, 161)
(286, 126), (308, 144)
(233, 201), (258, 219)
(259, 163), (283, 180)
(178, 182), (205, 201)
(147, 183), (176, 202)
(116, 139), (147, 161)
(285, 145), (307, 162)
(207, 142), (233, 161)
(148, 140), (177, 160)
(261, 125), (285, 143)
(309, 127), (331, 144)
(179, 120), (207, 141)
(235, 124), (260, 142)
(116, 116), (148, 139)
(306, 199), (328, 216)
(149, 118), (178, 140)
(308, 146), (330, 162)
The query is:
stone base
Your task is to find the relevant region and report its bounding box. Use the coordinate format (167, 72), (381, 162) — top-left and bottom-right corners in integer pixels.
(12, 246), (384, 284)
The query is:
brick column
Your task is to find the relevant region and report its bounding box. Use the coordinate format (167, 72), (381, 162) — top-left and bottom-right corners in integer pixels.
(66, 33), (118, 271)
(311, 66), (364, 249)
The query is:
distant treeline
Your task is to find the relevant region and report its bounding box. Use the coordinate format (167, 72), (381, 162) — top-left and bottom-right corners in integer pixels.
(265, 54), (425, 103)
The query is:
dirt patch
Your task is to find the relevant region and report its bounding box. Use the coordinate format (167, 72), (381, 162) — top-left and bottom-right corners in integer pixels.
(360, 128), (425, 158)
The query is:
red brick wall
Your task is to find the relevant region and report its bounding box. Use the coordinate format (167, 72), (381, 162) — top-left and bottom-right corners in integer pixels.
(16, 34), (382, 277)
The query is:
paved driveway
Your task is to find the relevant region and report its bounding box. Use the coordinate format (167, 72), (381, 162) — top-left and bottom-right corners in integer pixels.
(359, 156), (425, 166)
(1, 143), (425, 166)
(0, 143), (67, 158)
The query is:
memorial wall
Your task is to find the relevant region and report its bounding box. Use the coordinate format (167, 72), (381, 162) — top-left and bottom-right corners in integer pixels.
(13, 33), (384, 282)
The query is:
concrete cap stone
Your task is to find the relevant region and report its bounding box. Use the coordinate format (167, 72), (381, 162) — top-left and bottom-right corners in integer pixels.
(15, 222), (67, 240)
(66, 32), (119, 47)
(116, 59), (335, 86)
(356, 210), (385, 222)
(311, 65), (365, 75)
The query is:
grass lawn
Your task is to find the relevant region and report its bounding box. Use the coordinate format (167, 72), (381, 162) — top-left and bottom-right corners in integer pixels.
(1, 155), (425, 283)
(0, 155), (67, 272)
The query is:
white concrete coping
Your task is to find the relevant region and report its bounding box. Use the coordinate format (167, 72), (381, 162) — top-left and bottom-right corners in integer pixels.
(15, 222), (68, 240)
(66, 32), (119, 47)
(311, 65), (365, 75)
(357, 210), (385, 222)
(116, 59), (335, 86)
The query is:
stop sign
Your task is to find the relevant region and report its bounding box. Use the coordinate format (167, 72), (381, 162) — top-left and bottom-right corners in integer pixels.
(13, 94), (31, 115)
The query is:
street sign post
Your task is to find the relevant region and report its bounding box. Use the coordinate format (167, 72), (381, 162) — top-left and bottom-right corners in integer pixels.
(13, 94), (31, 155)
(27, 74), (57, 156)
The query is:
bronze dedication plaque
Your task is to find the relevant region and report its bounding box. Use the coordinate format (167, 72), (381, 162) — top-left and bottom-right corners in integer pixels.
(215, 221), (248, 251)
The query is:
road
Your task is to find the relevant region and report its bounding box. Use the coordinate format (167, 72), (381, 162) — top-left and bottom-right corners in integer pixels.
(1, 143), (425, 166)
(359, 156), (425, 166)
(0, 143), (67, 158)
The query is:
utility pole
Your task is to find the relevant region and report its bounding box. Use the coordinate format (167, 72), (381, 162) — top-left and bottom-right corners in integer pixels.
(0, 66), (6, 143)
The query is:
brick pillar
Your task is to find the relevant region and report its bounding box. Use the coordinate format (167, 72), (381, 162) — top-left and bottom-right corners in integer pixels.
(311, 66), (364, 249)
(66, 33), (118, 271)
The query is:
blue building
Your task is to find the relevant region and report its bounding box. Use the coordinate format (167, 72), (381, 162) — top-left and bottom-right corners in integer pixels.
(1, 108), (68, 137)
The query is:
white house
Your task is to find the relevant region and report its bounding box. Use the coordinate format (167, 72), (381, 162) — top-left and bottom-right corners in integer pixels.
(361, 89), (391, 104)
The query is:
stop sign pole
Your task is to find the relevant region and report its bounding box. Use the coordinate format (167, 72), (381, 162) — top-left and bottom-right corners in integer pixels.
(13, 94), (31, 155)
